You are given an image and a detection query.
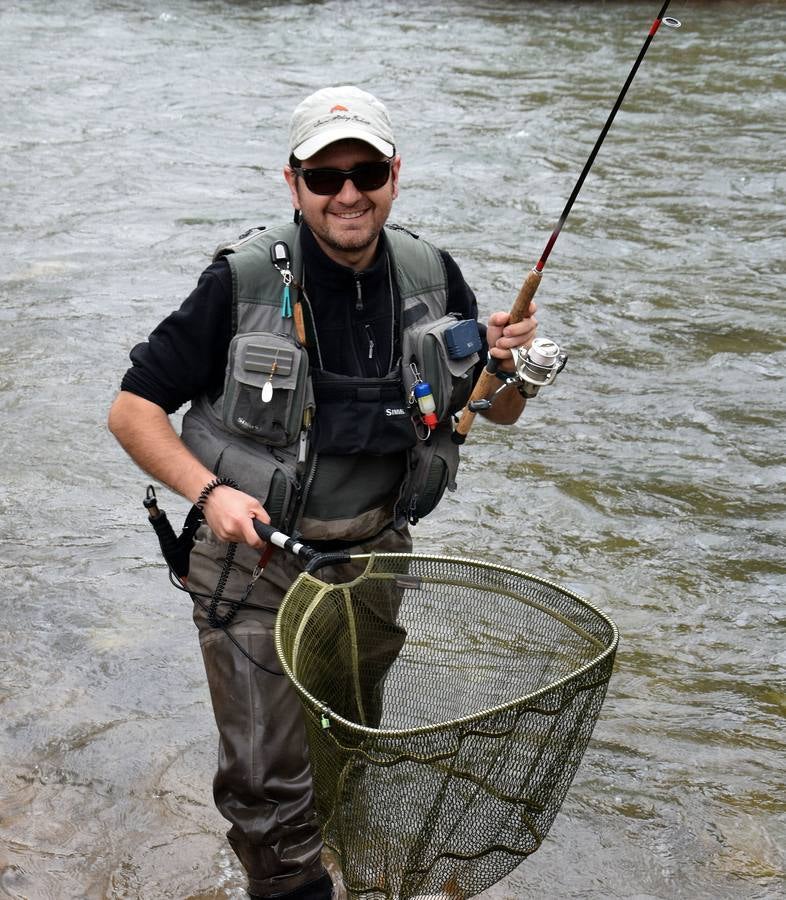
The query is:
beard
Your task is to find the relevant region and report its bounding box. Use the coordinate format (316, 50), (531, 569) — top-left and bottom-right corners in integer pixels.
(301, 211), (382, 258)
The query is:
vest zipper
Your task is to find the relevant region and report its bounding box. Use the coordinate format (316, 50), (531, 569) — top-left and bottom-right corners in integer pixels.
(354, 273), (363, 313)
(296, 450), (319, 527)
(298, 269), (323, 368)
(288, 388), (316, 533)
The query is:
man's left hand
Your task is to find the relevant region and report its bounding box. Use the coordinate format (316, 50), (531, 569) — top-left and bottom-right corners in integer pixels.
(486, 302), (537, 371)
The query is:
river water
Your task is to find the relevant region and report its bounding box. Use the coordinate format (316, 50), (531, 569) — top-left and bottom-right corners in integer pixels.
(1, 1), (783, 898)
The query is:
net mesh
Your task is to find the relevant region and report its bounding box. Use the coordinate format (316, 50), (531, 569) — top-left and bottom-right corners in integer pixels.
(274, 553), (618, 900)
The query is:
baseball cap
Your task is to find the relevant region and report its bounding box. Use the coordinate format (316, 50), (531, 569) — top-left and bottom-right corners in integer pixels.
(289, 86), (396, 161)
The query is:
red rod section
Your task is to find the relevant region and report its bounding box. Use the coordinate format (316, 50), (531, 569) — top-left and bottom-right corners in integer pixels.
(534, 0), (672, 275)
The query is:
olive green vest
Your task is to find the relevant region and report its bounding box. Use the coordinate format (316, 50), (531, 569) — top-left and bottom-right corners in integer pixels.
(181, 223), (461, 542)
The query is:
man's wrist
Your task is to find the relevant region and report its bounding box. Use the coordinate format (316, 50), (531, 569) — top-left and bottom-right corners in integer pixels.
(196, 476), (239, 511)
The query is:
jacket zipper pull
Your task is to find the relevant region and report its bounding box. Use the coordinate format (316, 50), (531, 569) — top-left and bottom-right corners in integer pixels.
(365, 325), (375, 359)
(355, 274), (363, 313)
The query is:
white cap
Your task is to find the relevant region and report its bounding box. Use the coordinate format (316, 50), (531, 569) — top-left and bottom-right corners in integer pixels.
(289, 85), (395, 161)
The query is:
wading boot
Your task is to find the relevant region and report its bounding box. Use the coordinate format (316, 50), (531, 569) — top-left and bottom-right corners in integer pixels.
(249, 870), (333, 900)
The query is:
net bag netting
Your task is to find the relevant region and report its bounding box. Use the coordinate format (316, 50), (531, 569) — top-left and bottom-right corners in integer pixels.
(274, 553), (618, 900)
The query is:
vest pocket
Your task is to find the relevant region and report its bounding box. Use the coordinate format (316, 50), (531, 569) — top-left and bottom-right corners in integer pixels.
(222, 332), (312, 447)
(181, 400), (300, 530)
(402, 315), (479, 419)
(311, 369), (418, 456)
(397, 421), (460, 525)
(216, 441), (298, 530)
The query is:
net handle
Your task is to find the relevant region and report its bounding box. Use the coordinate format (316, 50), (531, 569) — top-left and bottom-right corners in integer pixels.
(253, 520), (351, 573)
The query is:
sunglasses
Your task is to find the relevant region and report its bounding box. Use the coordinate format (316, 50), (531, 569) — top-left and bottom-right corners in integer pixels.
(293, 159), (393, 196)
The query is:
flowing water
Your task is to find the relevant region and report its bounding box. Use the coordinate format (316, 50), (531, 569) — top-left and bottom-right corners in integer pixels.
(1, 1), (784, 898)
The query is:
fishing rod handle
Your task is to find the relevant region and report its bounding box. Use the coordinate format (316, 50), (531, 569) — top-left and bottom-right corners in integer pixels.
(509, 266), (543, 324)
(454, 268), (543, 442)
(253, 520), (315, 561)
(252, 519), (352, 574)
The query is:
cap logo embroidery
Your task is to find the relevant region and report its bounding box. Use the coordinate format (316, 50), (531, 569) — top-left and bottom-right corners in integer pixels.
(330, 104), (349, 112)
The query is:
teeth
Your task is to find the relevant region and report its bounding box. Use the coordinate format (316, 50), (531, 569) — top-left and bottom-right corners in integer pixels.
(335, 210), (366, 219)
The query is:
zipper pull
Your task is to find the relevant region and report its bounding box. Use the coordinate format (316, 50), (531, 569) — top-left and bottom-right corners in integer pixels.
(298, 429), (309, 465)
(355, 274), (363, 313)
(298, 407), (313, 467)
(365, 325), (375, 359)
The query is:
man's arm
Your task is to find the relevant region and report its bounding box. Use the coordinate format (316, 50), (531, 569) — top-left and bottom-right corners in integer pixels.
(107, 391), (267, 548)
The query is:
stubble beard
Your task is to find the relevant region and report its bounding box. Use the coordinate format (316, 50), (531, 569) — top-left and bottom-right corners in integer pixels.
(303, 213), (381, 257)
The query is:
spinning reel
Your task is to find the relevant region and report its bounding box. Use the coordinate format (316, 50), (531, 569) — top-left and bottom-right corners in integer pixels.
(468, 336), (568, 412)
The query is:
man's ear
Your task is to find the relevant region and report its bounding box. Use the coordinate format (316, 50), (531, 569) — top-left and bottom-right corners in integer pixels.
(391, 155), (401, 201)
(283, 166), (301, 210)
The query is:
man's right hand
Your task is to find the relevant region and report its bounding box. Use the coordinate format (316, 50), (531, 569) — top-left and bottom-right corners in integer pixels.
(200, 484), (270, 549)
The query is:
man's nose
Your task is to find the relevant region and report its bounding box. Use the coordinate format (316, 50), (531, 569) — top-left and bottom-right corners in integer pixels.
(334, 176), (363, 204)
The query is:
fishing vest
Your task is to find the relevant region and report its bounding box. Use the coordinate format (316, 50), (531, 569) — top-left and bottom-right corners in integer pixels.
(181, 222), (479, 541)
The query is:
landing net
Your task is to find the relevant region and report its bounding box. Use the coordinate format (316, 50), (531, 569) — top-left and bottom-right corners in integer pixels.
(274, 553), (618, 900)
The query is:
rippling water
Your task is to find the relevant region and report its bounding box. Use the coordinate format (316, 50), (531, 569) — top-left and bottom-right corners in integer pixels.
(1, 1), (784, 898)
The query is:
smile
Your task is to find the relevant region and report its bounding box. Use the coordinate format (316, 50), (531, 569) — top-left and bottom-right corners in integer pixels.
(331, 209), (369, 219)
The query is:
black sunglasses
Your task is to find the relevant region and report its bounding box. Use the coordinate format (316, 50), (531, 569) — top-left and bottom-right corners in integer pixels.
(293, 159), (393, 196)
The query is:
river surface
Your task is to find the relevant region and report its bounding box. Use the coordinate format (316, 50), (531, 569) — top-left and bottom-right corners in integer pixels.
(1, 1), (784, 898)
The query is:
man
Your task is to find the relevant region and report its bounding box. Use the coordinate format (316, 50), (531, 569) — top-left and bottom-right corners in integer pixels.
(108, 86), (536, 900)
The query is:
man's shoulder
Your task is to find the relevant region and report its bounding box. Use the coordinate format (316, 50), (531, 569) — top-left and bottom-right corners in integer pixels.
(384, 225), (474, 314)
(384, 222), (440, 260)
(212, 222), (297, 263)
(384, 223), (454, 265)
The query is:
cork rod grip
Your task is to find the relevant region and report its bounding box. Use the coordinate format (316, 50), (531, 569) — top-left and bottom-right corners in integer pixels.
(509, 267), (542, 325)
(454, 267), (542, 441)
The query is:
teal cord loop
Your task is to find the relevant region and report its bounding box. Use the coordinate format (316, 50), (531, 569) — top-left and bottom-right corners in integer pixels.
(281, 282), (292, 318)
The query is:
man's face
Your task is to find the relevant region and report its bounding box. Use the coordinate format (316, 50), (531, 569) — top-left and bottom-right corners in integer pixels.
(284, 139), (400, 269)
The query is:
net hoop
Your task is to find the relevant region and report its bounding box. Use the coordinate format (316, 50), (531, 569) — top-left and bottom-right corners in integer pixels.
(273, 551), (618, 899)
(274, 551), (618, 738)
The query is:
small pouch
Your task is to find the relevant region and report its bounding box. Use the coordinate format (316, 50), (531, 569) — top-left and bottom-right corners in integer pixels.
(397, 421), (460, 525)
(444, 318), (482, 359)
(311, 368), (417, 456)
(222, 332), (312, 447)
(402, 314), (480, 418)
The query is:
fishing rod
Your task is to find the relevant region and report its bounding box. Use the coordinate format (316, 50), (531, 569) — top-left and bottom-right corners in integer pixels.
(453, 0), (681, 443)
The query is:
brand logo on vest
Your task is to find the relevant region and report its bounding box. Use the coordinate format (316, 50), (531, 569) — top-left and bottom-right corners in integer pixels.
(385, 407), (407, 417)
(236, 416), (263, 432)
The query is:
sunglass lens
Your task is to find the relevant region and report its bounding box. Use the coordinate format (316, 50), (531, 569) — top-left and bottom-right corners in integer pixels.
(353, 162), (390, 191)
(302, 162), (390, 195)
(303, 171), (342, 195)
